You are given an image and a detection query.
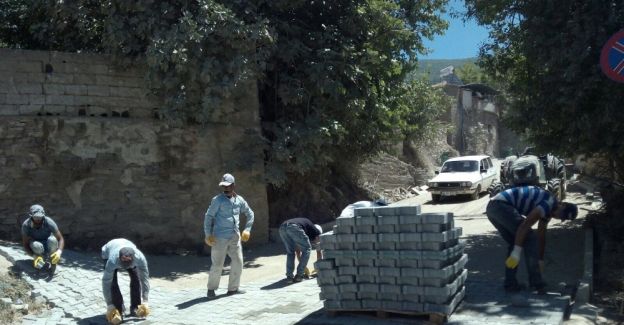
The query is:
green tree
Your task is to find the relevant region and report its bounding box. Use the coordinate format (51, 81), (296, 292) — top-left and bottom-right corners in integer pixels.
(0, 0), (450, 221)
(455, 62), (498, 86)
(246, 1), (449, 220)
(463, 0), (624, 180)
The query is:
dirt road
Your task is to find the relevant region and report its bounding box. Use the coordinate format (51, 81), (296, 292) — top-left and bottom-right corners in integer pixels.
(402, 189), (587, 288)
(147, 188), (587, 292)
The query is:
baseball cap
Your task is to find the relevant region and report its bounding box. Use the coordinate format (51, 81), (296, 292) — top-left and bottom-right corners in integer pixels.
(219, 173), (235, 186)
(559, 203), (578, 221)
(314, 224), (323, 234)
(29, 204), (46, 219)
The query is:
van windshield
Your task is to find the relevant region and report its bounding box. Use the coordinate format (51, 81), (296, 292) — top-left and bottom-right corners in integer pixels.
(441, 160), (478, 172)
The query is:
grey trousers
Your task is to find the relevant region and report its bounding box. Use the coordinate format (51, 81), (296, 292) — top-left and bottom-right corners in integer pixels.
(30, 235), (58, 256)
(486, 200), (544, 288)
(207, 232), (243, 292)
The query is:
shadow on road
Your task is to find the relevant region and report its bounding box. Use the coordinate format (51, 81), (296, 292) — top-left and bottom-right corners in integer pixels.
(76, 314), (107, 325)
(260, 277), (291, 290)
(1, 239), (288, 282)
(426, 192), (488, 205)
(175, 294), (231, 309)
(10, 259), (56, 282)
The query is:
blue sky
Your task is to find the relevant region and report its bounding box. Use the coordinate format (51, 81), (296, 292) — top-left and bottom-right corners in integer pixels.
(419, 0), (490, 60)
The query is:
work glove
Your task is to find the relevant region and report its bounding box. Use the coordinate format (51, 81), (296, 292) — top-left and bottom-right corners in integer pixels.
(106, 305), (122, 325)
(241, 230), (251, 242)
(204, 235), (216, 247)
(538, 260), (545, 273)
(304, 267), (317, 278)
(505, 245), (523, 269)
(135, 303), (150, 317)
(50, 250), (62, 265)
(33, 256), (45, 270)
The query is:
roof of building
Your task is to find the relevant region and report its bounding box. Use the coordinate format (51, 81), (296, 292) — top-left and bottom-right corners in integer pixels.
(440, 66), (464, 86)
(460, 83), (499, 95)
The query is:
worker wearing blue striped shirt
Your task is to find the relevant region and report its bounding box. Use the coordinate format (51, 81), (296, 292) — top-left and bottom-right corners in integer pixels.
(486, 185), (577, 293)
(204, 173), (254, 299)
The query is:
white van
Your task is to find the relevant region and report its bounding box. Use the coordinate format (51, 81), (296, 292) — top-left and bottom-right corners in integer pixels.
(427, 155), (497, 201)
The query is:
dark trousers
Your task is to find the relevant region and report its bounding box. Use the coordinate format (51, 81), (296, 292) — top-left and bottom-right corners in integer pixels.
(486, 200), (544, 288)
(110, 266), (142, 313)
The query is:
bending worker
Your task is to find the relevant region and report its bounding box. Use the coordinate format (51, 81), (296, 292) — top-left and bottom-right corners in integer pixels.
(21, 204), (65, 270)
(101, 238), (150, 324)
(486, 185), (578, 293)
(279, 218), (322, 283)
(204, 173), (255, 299)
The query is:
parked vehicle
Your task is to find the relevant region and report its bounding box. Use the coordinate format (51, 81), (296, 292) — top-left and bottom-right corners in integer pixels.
(488, 152), (567, 200)
(427, 155), (497, 202)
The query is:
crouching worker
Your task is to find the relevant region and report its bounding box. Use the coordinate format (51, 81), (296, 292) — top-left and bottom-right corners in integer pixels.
(21, 204), (65, 271)
(486, 185), (578, 294)
(101, 238), (150, 324)
(279, 218), (322, 283)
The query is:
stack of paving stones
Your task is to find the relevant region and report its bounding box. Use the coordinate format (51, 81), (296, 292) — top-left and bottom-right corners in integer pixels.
(317, 204), (467, 317)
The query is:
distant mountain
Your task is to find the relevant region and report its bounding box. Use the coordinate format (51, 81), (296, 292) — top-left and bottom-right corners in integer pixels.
(411, 58), (476, 83)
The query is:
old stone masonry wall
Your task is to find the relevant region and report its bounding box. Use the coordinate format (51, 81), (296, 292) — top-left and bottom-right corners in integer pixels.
(0, 49), (269, 251)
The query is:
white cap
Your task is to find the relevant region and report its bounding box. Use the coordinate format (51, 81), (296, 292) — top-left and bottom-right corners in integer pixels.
(218, 173), (235, 186)
(314, 224), (323, 234)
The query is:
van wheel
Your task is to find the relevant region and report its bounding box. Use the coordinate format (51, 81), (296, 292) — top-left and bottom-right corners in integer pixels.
(471, 185), (481, 200)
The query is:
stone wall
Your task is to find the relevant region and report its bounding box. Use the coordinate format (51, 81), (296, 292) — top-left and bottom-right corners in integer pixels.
(0, 49), (269, 252)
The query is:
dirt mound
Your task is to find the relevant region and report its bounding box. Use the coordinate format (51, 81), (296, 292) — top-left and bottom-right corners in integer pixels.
(358, 152), (429, 202)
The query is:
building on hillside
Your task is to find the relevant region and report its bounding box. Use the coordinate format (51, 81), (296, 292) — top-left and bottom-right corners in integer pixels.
(434, 66), (502, 158)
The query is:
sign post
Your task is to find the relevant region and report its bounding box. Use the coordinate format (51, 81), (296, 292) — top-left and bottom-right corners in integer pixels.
(600, 30), (624, 83)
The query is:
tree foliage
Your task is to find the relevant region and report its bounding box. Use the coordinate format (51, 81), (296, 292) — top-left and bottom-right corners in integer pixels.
(464, 0), (624, 179)
(0, 0), (450, 219)
(455, 62), (496, 86)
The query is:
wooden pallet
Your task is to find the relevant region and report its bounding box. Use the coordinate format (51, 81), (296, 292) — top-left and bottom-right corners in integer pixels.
(326, 309), (447, 324)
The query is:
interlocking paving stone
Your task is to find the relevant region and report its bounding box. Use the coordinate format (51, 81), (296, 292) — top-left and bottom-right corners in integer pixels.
(0, 242), (569, 325)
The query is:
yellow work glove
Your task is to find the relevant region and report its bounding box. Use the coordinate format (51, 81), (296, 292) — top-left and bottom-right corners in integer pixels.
(136, 303), (150, 317)
(33, 256), (45, 269)
(241, 230), (250, 242)
(538, 260), (545, 273)
(505, 245), (523, 269)
(50, 250), (62, 265)
(204, 235), (216, 247)
(106, 305), (122, 325)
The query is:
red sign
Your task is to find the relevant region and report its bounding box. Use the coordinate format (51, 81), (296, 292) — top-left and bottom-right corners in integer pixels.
(601, 30), (624, 83)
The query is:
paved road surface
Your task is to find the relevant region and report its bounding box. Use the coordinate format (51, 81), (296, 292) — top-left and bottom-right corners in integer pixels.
(0, 185), (587, 324)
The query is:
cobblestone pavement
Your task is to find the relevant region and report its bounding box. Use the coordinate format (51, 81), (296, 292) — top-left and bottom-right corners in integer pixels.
(1, 239), (569, 325)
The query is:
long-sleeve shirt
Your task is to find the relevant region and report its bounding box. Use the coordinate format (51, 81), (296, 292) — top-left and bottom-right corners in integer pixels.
(204, 193), (254, 239)
(101, 238), (150, 305)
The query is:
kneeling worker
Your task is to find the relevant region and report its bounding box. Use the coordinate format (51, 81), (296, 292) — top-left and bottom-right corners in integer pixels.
(279, 218), (322, 283)
(21, 204), (65, 271)
(101, 238), (150, 324)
